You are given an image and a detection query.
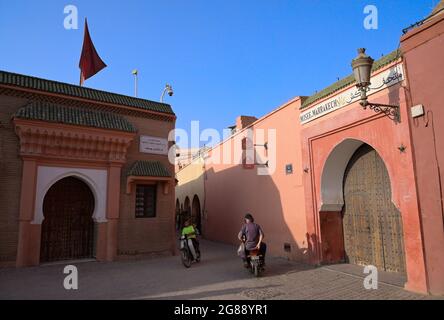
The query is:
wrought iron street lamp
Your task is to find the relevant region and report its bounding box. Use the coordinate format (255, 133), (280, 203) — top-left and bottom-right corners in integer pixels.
(351, 48), (400, 122)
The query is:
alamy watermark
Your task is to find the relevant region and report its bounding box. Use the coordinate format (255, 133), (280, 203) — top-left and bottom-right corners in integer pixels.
(63, 4), (78, 30)
(170, 122), (277, 176)
(364, 5), (378, 30)
(363, 265), (378, 290)
(63, 265), (78, 290)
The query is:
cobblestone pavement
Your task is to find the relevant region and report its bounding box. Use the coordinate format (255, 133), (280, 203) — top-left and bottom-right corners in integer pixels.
(0, 240), (441, 300)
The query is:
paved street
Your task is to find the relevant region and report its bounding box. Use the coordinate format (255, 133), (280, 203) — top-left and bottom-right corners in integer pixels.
(0, 240), (441, 300)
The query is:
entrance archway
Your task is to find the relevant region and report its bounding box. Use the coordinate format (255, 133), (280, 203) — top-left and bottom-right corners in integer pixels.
(40, 176), (95, 262)
(175, 199), (180, 231)
(184, 196), (191, 220)
(192, 195), (202, 233)
(320, 140), (406, 274)
(342, 144), (406, 273)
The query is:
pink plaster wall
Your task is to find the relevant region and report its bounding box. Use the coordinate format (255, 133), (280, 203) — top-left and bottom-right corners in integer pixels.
(401, 13), (444, 295)
(204, 97), (309, 261)
(300, 82), (427, 293)
(200, 18), (444, 295)
(203, 61), (431, 294)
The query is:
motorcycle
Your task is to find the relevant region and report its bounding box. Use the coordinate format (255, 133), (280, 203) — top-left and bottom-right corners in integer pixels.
(180, 235), (200, 268)
(239, 238), (265, 277)
(246, 248), (264, 277)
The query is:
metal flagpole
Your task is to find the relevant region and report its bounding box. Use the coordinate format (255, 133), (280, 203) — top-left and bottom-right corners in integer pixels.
(132, 69), (138, 97)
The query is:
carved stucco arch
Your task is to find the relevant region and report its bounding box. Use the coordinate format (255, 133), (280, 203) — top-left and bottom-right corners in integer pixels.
(33, 166), (108, 224)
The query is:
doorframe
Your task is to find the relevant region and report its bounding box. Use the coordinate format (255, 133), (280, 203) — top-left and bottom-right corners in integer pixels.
(300, 107), (428, 293)
(40, 176), (96, 262)
(339, 143), (406, 273)
(13, 119), (135, 267)
(34, 166), (108, 225)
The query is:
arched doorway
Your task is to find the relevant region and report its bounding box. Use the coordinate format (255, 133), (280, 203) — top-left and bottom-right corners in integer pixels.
(192, 195), (202, 233)
(175, 199), (180, 231)
(342, 144), (406, 273)
(184, 196), (191, 220)
(40, 176), (95, 262)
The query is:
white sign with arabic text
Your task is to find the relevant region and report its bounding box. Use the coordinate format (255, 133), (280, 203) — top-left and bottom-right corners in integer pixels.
(300, 64), (404, 124)
(139, 135), (169, 155)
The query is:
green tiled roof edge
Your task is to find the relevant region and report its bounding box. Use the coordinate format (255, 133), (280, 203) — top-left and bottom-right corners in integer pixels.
(15, 101), (137, 132)
(300, 49), (402, 110)
(0, 70), (174, 115)
(127, 160), (172, 177)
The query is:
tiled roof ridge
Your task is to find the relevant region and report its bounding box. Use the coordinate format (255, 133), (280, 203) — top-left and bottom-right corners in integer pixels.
(0, 70), (174, 115)
(15, 101), (137, 132)
(300, 49), (402, 110)
(127, 160), (172, 177)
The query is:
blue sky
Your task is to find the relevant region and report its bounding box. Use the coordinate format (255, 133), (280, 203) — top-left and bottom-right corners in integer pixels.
(0, 0), (436, 147)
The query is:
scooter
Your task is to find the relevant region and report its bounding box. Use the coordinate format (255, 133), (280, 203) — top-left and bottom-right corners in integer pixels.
(240, 237), (265, 277)
(246, 248), (265, 277)
(179, 235), (200, 268)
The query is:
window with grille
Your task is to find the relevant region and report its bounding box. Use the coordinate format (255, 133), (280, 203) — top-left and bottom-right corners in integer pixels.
(135, 185), (157, 218)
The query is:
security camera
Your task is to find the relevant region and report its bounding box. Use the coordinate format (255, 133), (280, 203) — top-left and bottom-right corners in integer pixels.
(167, 84), (174, 97)
(161, 84), (174, 102)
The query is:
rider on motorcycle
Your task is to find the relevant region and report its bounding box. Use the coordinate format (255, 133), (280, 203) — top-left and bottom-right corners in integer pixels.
(182, 219), (200, 259)
(238, 213), (266, 268)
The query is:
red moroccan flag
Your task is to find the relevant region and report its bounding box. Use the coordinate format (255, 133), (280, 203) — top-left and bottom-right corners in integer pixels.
(79, 18), (107, 85)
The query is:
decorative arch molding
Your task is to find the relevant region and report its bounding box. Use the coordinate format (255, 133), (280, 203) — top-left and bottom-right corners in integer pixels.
(320, 139), (364, 212)
(13, 119), (135, 163)
(320, 138), (398, 212)
(33, 166), (108, 224)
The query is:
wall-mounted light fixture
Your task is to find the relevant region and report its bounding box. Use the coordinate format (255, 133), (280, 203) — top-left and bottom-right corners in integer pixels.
(351, 48), (400, 123)
(255, 161), (269, 167)
(254, 142), (268, 150)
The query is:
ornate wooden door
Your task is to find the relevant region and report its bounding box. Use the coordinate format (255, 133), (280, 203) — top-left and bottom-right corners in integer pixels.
(342, 144), (406, 273)
(40, 177), (95, 263)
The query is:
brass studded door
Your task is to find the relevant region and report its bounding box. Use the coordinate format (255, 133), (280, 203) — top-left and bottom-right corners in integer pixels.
(40, 177), (95, 263)
(342, 144), (406, 273)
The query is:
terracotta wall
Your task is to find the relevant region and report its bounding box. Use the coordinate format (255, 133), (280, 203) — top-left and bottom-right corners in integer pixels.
(300, 81), (427, 293)
(175, 157), (205, 230)
(202, 58), (432, 294)
(204, 97), (308, 261)
(118, 115), (176, 258)
(0, 92), (176, 265)
(0, 95), (28, 265)
(401, 13), (444, 295)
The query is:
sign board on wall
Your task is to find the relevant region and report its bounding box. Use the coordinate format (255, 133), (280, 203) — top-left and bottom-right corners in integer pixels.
(139, 135), (169, 155)
(299, 64), (404, 124)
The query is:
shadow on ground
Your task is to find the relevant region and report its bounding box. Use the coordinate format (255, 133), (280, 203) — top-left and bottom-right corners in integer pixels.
(0, 240), (311, 300)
